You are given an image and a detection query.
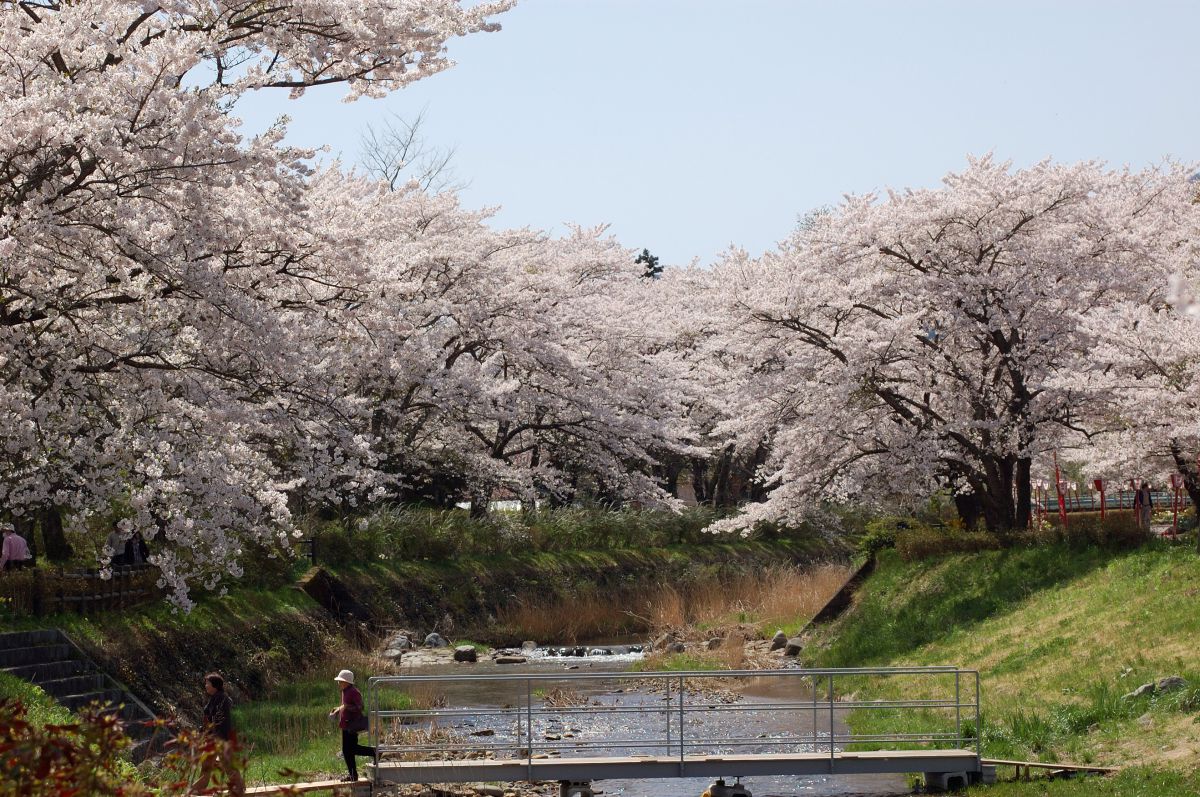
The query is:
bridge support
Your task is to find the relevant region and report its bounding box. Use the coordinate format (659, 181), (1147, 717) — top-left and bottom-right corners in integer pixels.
(702, 779), (751, 797)
(558, 780), (593, 797)
(924, 771), (969, 792)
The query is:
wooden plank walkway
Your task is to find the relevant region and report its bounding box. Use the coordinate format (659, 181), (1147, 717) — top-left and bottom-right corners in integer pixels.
(983, 757), (1119, 780)
(242, 778), (368, 796)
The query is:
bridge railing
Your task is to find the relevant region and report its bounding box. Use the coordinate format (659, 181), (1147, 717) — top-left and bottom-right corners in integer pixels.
(366, 666), (980, 770)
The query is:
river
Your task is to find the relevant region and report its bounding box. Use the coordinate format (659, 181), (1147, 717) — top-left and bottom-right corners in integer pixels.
(380, 648), (910, 797)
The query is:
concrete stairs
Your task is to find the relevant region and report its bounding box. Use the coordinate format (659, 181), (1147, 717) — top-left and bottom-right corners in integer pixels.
(0, 629), (163, 761)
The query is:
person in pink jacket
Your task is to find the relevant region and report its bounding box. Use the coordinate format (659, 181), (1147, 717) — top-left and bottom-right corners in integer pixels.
(0, 523), (32, 571)
(329, 669), (376, 782)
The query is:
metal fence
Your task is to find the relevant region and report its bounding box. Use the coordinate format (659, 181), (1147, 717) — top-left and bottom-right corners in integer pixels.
(366, 666), (981, 778)
(0, 564), (160, 616)
(1033, 490), (1192, 514)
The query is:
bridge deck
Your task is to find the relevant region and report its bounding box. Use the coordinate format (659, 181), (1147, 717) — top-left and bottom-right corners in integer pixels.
(371, 749), (981, 782)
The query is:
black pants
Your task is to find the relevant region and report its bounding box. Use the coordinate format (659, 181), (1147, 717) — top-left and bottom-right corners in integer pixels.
(341, 729), (376, 779)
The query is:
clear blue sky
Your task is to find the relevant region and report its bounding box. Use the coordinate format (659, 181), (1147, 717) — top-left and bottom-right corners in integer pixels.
(234, 0), (1199, 266)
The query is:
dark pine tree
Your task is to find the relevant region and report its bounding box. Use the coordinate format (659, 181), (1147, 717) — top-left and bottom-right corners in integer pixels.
(635, 248), (662, 279)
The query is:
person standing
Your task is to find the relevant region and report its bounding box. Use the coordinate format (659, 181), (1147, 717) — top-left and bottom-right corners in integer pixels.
(1135, 481), (1154, 531)
(329, 669), (375, 782)
(0, 523), (32, 571)
(193, 673), (245, 795)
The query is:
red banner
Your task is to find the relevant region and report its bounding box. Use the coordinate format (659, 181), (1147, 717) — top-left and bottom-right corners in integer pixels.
(1054, 452), (1069, 528)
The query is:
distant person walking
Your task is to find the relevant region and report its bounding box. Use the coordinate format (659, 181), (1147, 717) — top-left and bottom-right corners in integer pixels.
(1134, 481), (1154, 530)
(0, 523), (32, 571)
(330, 669), (375, 782)
(193, 672), (245, 795)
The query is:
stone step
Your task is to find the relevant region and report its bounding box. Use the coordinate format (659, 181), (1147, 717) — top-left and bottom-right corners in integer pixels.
(60, 689), (127, 713)
(104, 701), (155, 725)
(3, 659), (87, 683)
(0, 630), (61, 649)
(37, 674), (106, 700)
(0, 644), (73, 668)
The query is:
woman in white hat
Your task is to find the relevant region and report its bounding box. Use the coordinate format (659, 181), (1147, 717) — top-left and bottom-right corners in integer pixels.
(329, 669), (376, 782)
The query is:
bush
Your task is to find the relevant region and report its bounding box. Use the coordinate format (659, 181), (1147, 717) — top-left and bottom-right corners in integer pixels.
(1035, 509), (1147, 549)
(894, 525), (1001, 561)
(856, 516), (907, 558)
(307, 505), (732, 564)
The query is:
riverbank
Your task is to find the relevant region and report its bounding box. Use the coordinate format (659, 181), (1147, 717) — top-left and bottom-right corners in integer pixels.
(801, 541), (1200, 795)
(2, 535), (848, 787)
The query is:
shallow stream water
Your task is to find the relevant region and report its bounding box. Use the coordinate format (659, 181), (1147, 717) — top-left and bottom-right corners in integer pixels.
(380, 649), (909, 797)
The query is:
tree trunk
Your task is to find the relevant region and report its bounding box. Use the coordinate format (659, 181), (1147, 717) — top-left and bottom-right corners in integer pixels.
(1168, 439), (1200, 552)
(13, 515), (37, 560)
(469, 489), (489, 519)
(40, 506), (72, 562)
(974, 454), (1029, 533)
(691, 458), (709, 504)
(1014, 457), (1032, 530)
(953, 493), (983, 530)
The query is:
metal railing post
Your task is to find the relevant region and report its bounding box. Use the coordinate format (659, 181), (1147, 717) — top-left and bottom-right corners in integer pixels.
(526, 677), (534, 780)
(975, 672), (982, 759)
(665, 674), (671, 758)
(827, 672), (835, 767)
(812, 673), (818, 753)
(678, 673), (686, 772)
(955, 670), (961, 748)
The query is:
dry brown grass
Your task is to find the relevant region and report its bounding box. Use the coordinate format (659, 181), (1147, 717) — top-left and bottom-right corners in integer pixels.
(644, 563), (851, 637)
(496, 563), (851, 644)
(495, 593), (644, 643)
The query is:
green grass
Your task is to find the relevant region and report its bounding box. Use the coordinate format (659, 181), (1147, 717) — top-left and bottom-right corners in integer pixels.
(453, 639), (489, 652)
(967, 767), (1200, 796)
(806, 542), (1200, 773)
(630, 653), (723, 672)
(237, 671), (415, 786)
(0, 671), (74, 727)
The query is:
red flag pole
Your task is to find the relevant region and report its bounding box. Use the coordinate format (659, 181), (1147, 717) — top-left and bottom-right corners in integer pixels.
(1054, 452), (1069, 528)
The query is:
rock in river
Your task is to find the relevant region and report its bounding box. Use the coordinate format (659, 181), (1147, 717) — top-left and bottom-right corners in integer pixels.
(453, 645), (478, 663)
(424, 632), (449, 648)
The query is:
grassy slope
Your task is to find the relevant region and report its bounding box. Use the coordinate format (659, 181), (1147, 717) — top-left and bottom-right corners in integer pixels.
(806, 543), (1200, 795)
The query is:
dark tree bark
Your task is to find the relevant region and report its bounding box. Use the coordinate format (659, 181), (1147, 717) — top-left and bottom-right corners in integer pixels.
(40, 506), (72, 562)
(1168, 439), (1200, 552)
(953, 492), (983, 531)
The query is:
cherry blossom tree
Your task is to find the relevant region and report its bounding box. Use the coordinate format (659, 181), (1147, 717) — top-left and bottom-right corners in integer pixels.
(710, 158), (1194, 534)
(311, 176), (693, 516)
(0, 0), (511, 606)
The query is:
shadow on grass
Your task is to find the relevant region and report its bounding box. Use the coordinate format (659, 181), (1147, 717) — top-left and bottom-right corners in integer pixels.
(814, 543), (1133, 668)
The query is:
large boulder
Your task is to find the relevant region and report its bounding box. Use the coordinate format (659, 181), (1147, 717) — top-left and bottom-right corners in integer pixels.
(423, 632), (449, 648)
(453, 645), (479, 663)
(495, 655), (528, 665)
(652, 632), (678, 651)
(769, 630), (788, 652)
(666, 641), (686, 654)
(1157, 676), (1188, 693)
(1123, 682), (1157, 700)
(784, 638), (804, 657)
(521, 641), (538, 652)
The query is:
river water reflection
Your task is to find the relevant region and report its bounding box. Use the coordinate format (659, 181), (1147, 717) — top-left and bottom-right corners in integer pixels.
(382, 650), (909, 797)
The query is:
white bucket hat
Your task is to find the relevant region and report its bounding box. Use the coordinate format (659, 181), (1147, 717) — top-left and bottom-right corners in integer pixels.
(334, 669), (355, 685)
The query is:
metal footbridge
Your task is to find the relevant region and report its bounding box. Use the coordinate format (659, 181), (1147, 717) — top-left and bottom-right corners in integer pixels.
(366, 666), (983, 795)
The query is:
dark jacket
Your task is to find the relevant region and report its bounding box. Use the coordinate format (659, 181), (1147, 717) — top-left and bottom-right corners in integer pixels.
(339, 685), (364, 731)
(204, 691), (234, 741)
